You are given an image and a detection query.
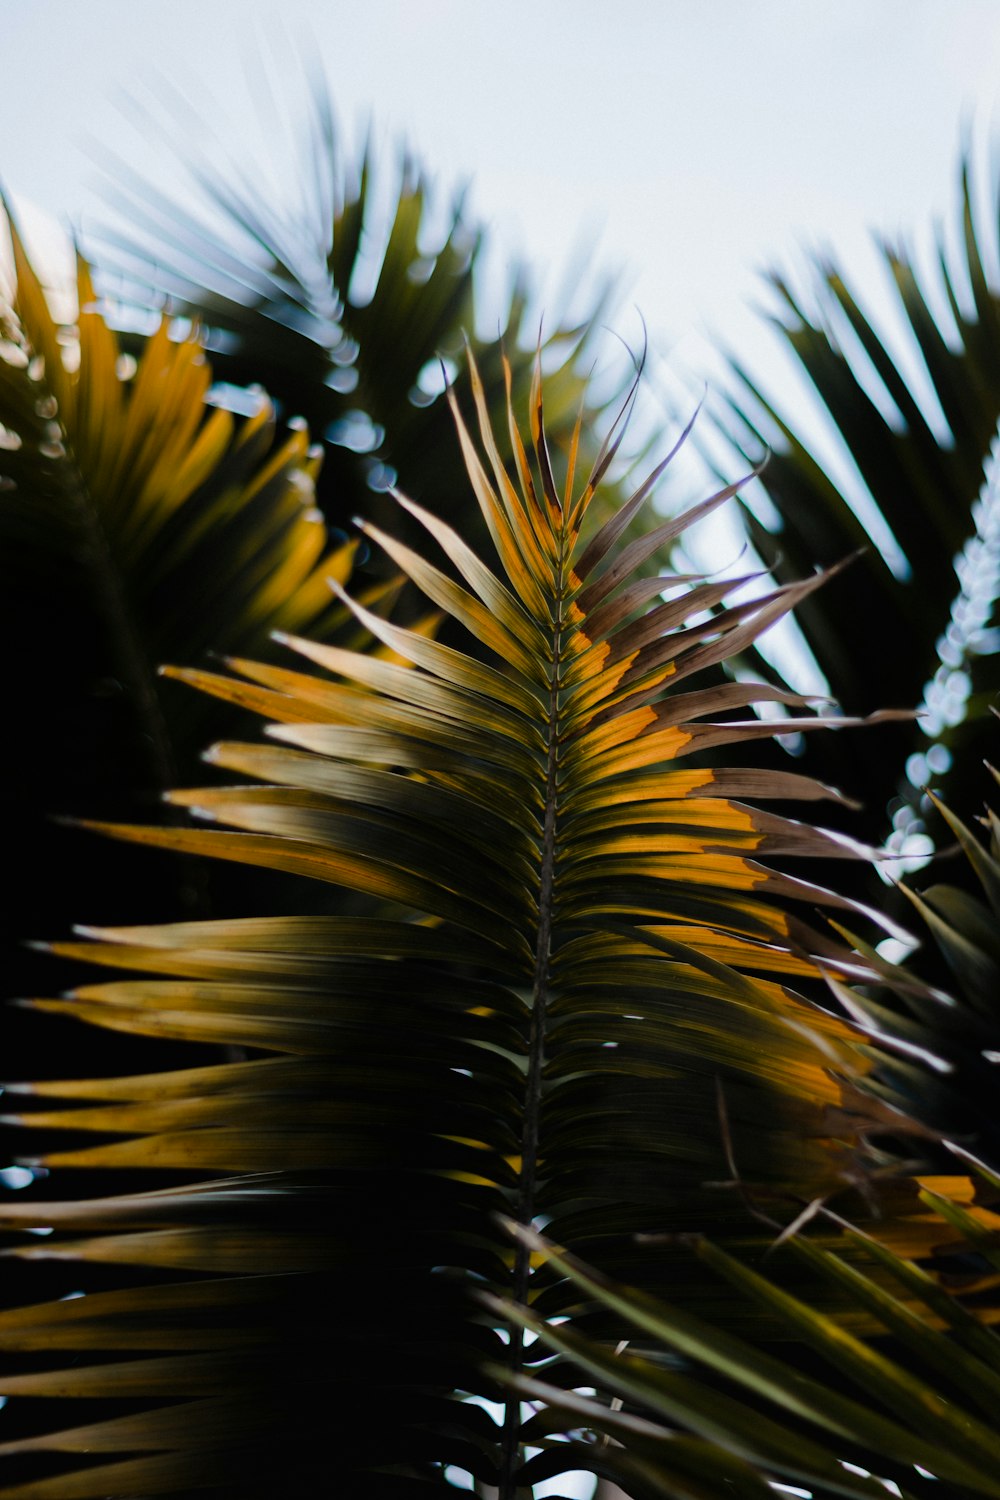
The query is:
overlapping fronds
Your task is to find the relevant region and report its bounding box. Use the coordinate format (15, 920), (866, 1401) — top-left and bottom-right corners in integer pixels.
(502, 776), (1000, 1498)
(1, 205), (363, 1107)
(503, 1213), (1000, 1500)
(88, 79), (629, 561)
(709, 156), (1000, 857)
(1, 354), (905, 1495)
(0, 199), (382, 1156)
(0, 205), (354, 787)
(826, 780), (1000, 1178)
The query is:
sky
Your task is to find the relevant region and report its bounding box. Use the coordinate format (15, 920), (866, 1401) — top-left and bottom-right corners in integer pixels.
(4, 0), (1000, 581)
(5, 0), (999, 388)
(5, 0), (996, 702)
(3, 3), (999, 426)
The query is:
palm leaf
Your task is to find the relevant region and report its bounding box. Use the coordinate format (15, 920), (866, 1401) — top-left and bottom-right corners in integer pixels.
(0, 204), (355, 1198)
(501, 773), (1000, 1498)
(824, 790), (1000, 1179)
(87, 79), (629, 570)
(505, 1212), (1000, 1500)
(2, 352), (904, 1495)
(709, 156), (1000, 865)
(0, 203), (363, 771)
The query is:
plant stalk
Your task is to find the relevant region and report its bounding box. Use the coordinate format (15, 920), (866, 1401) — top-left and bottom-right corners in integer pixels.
(499, 544), (566, 1499)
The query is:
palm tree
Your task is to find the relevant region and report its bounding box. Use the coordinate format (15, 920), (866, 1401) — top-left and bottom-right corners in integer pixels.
(5, 91), (1000, 1500)
(0, 97), (643, 1492)
(0, 346), (907, 1496)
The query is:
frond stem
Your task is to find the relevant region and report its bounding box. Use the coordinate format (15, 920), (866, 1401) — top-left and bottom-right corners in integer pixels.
(499, 543), (566, 1498)
(56, 443), (177, 798)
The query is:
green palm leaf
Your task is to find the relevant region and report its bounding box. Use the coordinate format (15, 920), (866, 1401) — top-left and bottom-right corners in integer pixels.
(1, 204), (352, 784)
(0, 206), (367, 1123)
(710, 157), (1000, 865)
(502, 772), (1000, 1498)
(2, 351), (902, 1495)
(505, 1213), (1000, 1500)
(88, 81), (628, 566)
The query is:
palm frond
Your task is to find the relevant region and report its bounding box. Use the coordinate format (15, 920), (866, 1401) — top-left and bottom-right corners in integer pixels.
(823, 787), (1000, 1178)
(501, 770), (1000, 1498)
(709, 154), (1000, 864)
(87, 79), (631, 569)
(1, 204), (351, 781)
(505, 1213), (1000, 1500)
(1, 352), (904, 1495)
(0, 224), (429, 1500)
(0, 206), (366, 1114)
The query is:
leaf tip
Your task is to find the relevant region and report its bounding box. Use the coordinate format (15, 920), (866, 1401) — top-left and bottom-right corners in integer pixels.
(48, 813), (84, 831)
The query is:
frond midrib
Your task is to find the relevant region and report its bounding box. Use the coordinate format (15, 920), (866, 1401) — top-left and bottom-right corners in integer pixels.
(40, 374), (177, 797)
(499, 530), (569, 1498)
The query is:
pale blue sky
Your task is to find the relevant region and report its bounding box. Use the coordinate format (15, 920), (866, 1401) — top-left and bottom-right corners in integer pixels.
(3, 7), (998, 616)
(5, 0), (999, 357)
(4, 0), (999, 709)
(4, 0), (1000, 533)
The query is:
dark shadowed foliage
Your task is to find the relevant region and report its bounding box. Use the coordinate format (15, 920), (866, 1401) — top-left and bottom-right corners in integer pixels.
(86, 79), (631, 574)
(506, 768), (1000, 1498)
(0, 349), (914, 1496)
(6, 83), (1000, 1500)
(707, 155), (1000, 890)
